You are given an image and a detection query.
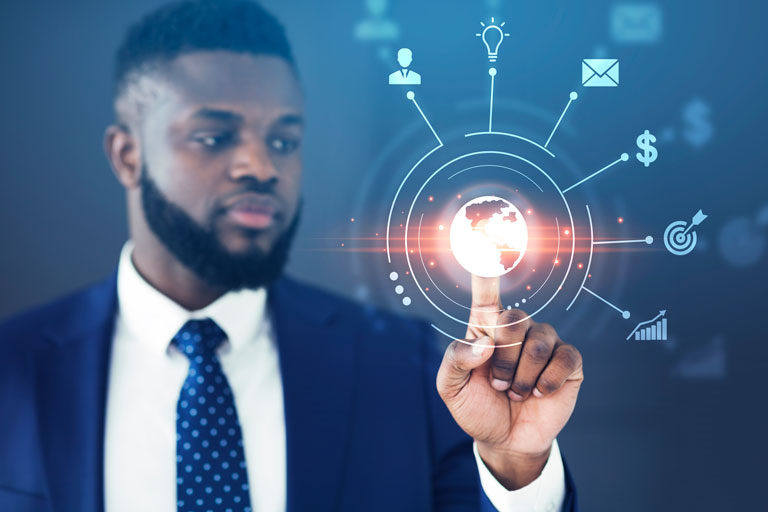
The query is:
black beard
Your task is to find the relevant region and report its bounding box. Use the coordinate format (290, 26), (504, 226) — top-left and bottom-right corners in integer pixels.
(140, 169), (300, 291)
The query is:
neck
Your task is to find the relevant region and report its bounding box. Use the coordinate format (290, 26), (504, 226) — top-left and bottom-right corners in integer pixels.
(130, 237), (227, 312)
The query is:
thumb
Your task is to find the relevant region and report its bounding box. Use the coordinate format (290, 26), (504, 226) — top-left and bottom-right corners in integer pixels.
(437, 336), (495, 400)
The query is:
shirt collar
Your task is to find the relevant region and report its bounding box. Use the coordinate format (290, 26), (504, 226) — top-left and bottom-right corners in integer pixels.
(116, 241), (267, 356)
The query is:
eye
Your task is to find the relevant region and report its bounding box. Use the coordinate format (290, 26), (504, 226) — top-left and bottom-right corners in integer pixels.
(192, 132), (235, 150)
(267, 135), (301, 155)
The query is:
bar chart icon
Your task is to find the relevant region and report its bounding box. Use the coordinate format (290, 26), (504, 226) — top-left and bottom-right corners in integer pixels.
(627, 310), (668, 341)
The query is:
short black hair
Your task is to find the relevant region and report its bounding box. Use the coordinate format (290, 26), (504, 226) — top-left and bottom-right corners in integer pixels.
(114, 0), (294, 101)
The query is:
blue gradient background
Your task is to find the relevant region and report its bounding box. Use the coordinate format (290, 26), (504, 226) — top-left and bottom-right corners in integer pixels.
(0, 0), (766, 510)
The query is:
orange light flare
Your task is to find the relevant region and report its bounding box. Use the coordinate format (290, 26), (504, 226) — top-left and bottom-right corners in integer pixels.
(618, 217), (624, 223)
(457, 194), (462, 199)
(428, 260), (436, 268)
(577, 262), (584, 269)
(526, 285), (532, 291)
(428, 195), (434, 202)
(350, 217), (355, 222)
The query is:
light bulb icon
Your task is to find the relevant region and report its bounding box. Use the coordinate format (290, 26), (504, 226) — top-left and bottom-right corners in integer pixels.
(476, 17), (510, 63)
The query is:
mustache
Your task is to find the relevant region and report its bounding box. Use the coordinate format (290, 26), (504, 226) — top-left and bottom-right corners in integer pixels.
(214, 176), (282, 213)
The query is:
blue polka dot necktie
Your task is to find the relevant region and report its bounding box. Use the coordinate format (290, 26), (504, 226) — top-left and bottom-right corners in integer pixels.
(173, 318), (252, 512)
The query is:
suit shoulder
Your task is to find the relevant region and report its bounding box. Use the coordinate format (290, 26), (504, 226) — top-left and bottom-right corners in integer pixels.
(0, 273), (117, 352)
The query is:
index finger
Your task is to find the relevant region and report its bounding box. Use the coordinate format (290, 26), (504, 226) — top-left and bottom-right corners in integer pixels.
(470, 274), (501, 311)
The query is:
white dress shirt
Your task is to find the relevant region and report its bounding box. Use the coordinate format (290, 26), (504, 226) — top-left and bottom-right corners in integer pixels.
(104, 242), (285, 511)
(103, 241), (565, 511)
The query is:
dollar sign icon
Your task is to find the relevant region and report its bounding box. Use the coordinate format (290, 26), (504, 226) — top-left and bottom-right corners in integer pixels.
(682, 99), (713, 148)
(636, 129), (658, 167)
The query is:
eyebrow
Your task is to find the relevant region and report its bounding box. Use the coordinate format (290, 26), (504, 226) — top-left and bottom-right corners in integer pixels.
(190, 108), (244, 123)
(275, 113), (304, 127)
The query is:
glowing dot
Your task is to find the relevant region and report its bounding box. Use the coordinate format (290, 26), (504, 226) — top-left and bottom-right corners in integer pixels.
(429, 260), (435, 267)
(428, 195), (434, 202)
(405, 271), (410, 275)
(406, 91), (415, 100)
(425, 287), (429, 291)
(350, 218), (355, 222)
(438, 224), (444, 231)
(622, 311), (631, 319)
(399, 223), (403, 228)
(569, 91), (578, 100)
(588, 273), (592, 278)
(457, 194), (462, 199)
(532, 268), (536, 272)
(455, 284), (459, 288)
(564, 229), (570, 235)
(618, 217), (624, 223)
(389, 272), (398, 281)
(395, 285), (404, 294)
(375, 233), (379, 236)
(645, 236), (654, 244)
(515, 302), (520, 307)
(620, 153), (629, 161)
(402, 296), (412, 306)
(526, 285), (532, 290)
(577, 262), (584, 269)
(554, 258), (560, 265)
(507, 305), (512, 310)
(522, 299), (527, 304)
(410, 249), (414, 253)
(340, 243), (344, 247)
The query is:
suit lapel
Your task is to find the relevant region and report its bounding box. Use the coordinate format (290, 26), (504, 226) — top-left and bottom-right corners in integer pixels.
(269, 277), (358, 512)
(35, 272), (118, 512)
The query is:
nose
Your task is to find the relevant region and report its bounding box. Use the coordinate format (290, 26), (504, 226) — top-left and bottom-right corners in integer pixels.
(229, 137), (279, 183)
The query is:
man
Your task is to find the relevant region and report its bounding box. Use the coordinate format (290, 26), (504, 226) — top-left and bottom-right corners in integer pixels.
(0, 1), (583, 511)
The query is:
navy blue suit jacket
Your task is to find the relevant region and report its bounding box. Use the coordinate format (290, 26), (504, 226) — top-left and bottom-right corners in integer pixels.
(0, 272), (578, 511)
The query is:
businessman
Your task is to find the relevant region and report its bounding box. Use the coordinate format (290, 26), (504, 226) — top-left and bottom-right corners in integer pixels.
(0, 1), (584, 511)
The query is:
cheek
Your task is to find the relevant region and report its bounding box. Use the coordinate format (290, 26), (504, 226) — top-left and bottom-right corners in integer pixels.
(164, 160), (223, 223)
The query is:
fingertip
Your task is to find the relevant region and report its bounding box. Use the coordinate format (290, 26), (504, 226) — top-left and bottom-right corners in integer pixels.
(492, 379), (509, 391)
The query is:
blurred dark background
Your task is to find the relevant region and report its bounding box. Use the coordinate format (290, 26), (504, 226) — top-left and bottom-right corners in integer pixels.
(1, 0), (766, 510)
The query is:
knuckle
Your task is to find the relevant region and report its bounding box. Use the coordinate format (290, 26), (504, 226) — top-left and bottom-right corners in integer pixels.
(558, 344), (583, 369)
(526, 338), (553, 363)
(537, 376), (559, 394)
(497, 309), (529, 328)
(511, 380), (533, 395)
(491, 359), (517, 376)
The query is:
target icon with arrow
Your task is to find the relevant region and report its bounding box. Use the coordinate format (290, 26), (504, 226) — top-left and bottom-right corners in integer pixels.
(664, 209), (708, 256)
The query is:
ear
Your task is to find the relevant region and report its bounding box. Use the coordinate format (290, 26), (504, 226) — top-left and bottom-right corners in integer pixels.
(104, 123), (142, 189)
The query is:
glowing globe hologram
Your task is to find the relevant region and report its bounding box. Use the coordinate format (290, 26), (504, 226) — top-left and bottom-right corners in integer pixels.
(449, 195), (528, 278)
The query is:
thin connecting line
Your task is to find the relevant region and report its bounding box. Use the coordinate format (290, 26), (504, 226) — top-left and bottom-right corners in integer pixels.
(583, 287), (629, 318)
(562, 153), (628, 194)
(593, 238), (651, 245)
(407, 91), (443, 146)
(488, 68), (497, 132)
(545, 92), (577, 148)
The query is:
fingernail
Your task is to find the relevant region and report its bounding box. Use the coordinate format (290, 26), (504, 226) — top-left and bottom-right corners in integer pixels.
(491, 379), (509, 391)
(507, 390), (524, 401)
(472, 344), (485, 356)
(532, 388), (543, 398)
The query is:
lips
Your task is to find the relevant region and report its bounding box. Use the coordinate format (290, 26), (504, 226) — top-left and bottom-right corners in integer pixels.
(223, 194), (280, 230)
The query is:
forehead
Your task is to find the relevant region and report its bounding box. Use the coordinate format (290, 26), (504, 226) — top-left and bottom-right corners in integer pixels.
(151, 51), (303, 121)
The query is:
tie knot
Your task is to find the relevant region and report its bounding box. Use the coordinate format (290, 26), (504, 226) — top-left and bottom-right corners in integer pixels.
(173, 318), (227, 362)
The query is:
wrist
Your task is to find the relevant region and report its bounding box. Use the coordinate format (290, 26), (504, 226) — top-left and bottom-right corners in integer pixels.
(476, 441), (551, 490)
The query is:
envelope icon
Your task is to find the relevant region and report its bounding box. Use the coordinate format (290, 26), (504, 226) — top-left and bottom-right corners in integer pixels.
(611, 4), (662, 44)
(582, 59), (619, 87)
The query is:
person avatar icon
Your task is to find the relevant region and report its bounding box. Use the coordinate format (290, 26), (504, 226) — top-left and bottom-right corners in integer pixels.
(388, 48), (421, 85)
(354, 0), (399, 41)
